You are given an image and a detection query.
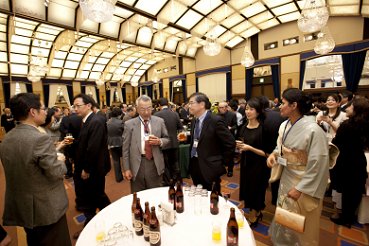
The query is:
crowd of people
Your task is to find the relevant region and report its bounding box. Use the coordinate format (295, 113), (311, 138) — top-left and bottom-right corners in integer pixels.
(0, 88), (368, 245)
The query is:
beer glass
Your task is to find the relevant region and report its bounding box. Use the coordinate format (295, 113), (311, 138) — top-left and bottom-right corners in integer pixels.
(212, 221), (222, 242)
(64, 133), (74, 145)
(236, 210), (245, 229)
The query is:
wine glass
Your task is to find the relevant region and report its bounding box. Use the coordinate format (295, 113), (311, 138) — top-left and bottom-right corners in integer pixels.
(222, 191), (231, 210)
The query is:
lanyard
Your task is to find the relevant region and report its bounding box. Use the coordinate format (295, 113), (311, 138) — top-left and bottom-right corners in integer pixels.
(281, 116), (303, 155)
(139, 117), (150, 134)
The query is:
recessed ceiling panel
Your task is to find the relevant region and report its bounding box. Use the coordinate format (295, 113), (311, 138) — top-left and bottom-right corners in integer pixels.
(100, 21), (120, 38)
(164, 37), (179, 52)
(206, 25), (227, 38)
(226, 36), (244, 48)
(117, 0), (137, 6)
(258, 18), (279, 30)
(263, 0), (292, 8)
(218, 31), (236, 45)
(114, 7), (134, 18)
(278, 11), (300, 23)
(48, 67), (62, 77)
(228, 0), (258, 10)
(191, 18), (216, 36)
(231, 22), (250, 34)
(48, 2), (75, 27)
(249, 11), (274, 24)
(135, 0), (167, 15)
(176, 10), (203, 30)
(240, 2), (266, 18)
(210, 4), (235, 22)
(240, 26), (260, 38)
(51, 59), (64, 68)
(272, 3), (297, 16)
(65, 61), (79, 69)
(192, 0), (223, 15)
(329, 6), (360, 14)
(221, 13), (244, 29)
(62, 69), (76, 78)
(136, 27), (153, 46)
(328, 0), (360, 5)
(14, 0), (45, 20)
(157, 0), (187, 24)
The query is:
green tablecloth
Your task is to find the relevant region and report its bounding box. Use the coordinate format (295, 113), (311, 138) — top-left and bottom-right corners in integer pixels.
(178, 144), (190, 178)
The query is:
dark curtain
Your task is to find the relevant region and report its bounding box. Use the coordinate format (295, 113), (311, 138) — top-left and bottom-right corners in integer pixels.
(159, 83), (163, 98)
(106, 89), (111, 106)
(67, 85), (73, 105)
(169, 82), (173, 101)
(147, 85), (153, 98)
(43, 84), (49, 107)
(182, 79), (187, 101)
(81, 86), (86, 94)
(95, 87), (100, 105)
(299, 60), (306, 90)
(226, 72), (232, 101)
(245, 68), (254, 100)
(25, 83), (32, 93)
(3, 82), (10, 107)
(138, 87), (141, 96)
(121, 87), (126, 103)
(196, 77), (199, 92)
(271, 64), (280, 99)
(342, 50), (367, 92)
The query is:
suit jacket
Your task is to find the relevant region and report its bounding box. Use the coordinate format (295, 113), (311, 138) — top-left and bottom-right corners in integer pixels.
(0, 124), (68, 228)
(122, 116), (170, 180)
(263, 109), (285, 154)
(154, 108), (183, 149)
(59, 113), (82, 159)
(75, 113), (111, 175)
(218, 111), (237, 136)
(107, 117), (123, 147)
(1, 114), (15, 132)
(190, 111), (235, 183)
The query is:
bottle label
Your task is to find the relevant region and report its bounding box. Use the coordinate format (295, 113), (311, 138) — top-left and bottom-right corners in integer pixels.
(134, 220), (143, 232)
(143, 224), (150, 237)
(176, 201), (182, 209)
(150, 231), (161, 244)
(227, 235), (238, 244)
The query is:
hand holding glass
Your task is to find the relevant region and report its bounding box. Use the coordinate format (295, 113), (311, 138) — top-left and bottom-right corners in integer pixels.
(64, 133), (74, 145)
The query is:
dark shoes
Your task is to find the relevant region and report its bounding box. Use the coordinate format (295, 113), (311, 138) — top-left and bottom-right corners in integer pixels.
(227, 171), (233, 177)
(330, 217), (351, 228)
(249, 212), (263, 228)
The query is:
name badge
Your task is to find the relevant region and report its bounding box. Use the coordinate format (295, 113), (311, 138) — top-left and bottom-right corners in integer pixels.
(193, 140), (199, 148)
(277, 156), (287, 166)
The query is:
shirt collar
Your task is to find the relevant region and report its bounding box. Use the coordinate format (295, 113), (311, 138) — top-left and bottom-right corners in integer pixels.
(83, 111), (93, 123)
(197, 110), (208, 123)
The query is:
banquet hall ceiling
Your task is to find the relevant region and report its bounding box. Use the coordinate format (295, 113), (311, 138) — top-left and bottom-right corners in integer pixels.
(0, 0), (367, 83)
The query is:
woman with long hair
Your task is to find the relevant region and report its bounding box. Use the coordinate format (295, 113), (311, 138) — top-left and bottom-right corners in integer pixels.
(267, 88), (329, 245)
(330, 96), (369, 227)
(236, 97), (268, 227)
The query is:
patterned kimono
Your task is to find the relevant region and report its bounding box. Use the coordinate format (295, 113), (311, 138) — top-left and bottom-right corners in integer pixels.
(269, 116), (329, 246)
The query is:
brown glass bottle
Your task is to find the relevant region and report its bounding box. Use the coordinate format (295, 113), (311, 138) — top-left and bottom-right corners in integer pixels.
(210, 182), (219, 215)
(143, 201), (151, 241)
(134, 198), (144, 236)
(149, 206), (161, 246)
(227, 208), (239, 246)
(131, 192), (137, 227)
(168, 179), (176, 210)
(175, 180), (184, 213)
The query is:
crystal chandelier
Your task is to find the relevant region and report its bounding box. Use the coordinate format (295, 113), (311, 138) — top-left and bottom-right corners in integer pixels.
(241, 39), (255, 68)
(203, 36), (221, 56)
(27, 50), (49, 83)
(314, 27), (335, 55)
(79, 0), (117, 23)
(297, 0), (329, 33)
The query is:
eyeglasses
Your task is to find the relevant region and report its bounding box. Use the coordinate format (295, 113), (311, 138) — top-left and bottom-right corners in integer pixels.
(72, 104), (86, 109)
(188, 101), (198, 105)
(138, 107), (152, 112)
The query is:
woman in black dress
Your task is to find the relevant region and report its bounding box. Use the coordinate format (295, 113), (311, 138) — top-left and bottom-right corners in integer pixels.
(331, 96), (369, 227)
(236, 97), (268, 227)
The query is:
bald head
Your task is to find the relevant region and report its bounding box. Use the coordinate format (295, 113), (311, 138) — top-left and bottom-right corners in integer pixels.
(218, 102), (228, 114)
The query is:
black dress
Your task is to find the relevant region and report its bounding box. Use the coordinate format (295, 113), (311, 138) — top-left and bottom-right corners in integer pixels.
(239, 124), (269, 211)
(331, 120), (368, 224)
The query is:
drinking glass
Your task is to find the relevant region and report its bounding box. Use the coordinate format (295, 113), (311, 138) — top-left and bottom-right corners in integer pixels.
(222, 191), (231, 210)
(95, 220), (106, 243)
(236, 210), (245, 229)
(212, 221), (222, 242)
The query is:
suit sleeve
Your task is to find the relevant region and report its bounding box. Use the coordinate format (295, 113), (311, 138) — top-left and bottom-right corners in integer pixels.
(122, 121), (132, 171)
(159, 119), (170, 149)
(216, 118), (235, 164)
(33, 134), (66, 179)
(176, 113), (183, 131)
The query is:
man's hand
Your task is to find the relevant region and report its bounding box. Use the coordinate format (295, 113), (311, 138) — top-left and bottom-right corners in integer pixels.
(267, 153), (277, 168)
(287, 187), (302, 201)
(81, 170), (90, 180)
(148, 135), (161, 146)
(124, 170), (133, 181)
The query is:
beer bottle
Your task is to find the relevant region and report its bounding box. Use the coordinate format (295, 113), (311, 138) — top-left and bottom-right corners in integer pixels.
(143, 201), (151, 241)
(149, 206), (161, 246)
(134, 198), (144, 236)
(168, 179), (176, 210)
(131, 192), (137, 227)
(210, 182), (219, 215)
(227, 208), (239, 246)
(175, 180), (184, 213)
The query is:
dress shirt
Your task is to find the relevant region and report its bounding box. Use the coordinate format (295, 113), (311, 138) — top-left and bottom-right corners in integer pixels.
(139, 116), (151, 155)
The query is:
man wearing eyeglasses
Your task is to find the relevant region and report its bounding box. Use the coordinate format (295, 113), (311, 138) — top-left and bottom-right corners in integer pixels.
(0, 93), (71, 245)
(122, 95), (170, 193)
(72, 94), (111, 234)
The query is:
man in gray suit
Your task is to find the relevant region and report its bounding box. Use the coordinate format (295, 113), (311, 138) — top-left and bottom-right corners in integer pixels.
(122, 95), (170, 192)
(0, 93), (71, 246)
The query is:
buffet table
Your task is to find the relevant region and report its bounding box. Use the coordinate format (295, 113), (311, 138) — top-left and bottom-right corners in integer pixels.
(76, 187), (256, 246)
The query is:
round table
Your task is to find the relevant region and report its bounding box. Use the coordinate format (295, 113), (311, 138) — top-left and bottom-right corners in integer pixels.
(76, 187), (256, 246)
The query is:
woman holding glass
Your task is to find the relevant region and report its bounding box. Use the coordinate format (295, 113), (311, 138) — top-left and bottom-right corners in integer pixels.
(236, 97), (268, 228)
(330, 96), (369, 228)
(267, 88), (329, 246)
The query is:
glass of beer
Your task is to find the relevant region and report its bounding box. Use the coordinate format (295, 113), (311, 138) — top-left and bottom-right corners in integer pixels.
(178, 130), (187, 142)
(212, 221), (221, 242)
(236, 210), (245, 229)
(64, 133), (74, 145)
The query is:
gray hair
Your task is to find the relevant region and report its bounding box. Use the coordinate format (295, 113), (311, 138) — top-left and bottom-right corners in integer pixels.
(136, 95), (152, 105)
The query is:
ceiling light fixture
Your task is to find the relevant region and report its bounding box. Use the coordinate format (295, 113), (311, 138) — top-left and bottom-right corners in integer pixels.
(79, 0), (117, 23)
(314, 26), (335, 55)
(241, 38), (255, 68)
(297, 0), (329, 33)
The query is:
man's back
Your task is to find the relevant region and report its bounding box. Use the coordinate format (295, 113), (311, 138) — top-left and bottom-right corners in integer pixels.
(155, 108), (183, 149)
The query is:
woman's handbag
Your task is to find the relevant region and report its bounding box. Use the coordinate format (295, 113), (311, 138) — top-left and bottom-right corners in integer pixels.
(328, 142), (340, 169)
(274, 197), (306, 233)
(269, 164), (283, 183)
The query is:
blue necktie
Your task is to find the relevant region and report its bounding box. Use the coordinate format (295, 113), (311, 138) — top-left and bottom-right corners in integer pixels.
(191, 119), (200, 157)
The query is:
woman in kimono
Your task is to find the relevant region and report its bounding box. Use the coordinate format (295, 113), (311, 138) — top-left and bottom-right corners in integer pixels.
(330, 96), (369, 228)
(267, 88), (329, 246)
(236, 97), (268, 227)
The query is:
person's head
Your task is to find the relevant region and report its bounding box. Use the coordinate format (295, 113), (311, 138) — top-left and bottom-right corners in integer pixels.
(339, 90), (353, 105)
(4, 108), (11, 115)
(188, 92), (211, 117)
(73, 94), (95, 118)
(63, 107), (70, 116)
(280, 88), (312, 118)
(345, 96), (369, 120)
(136, 95), (152, 120)
(40, 107), (56, 127)
(246, 97), (265, 122)
(91, 102), (100, 113)
(110, 107), (122, 118)
(218, 101), (228, 114)
(9, 93), (46, 126)
(102, 105), (108, 113)
(229, 100), (238, 112)
(127, 106), (136, 117)
(52, 106), (62, 120)
(158, 97), (169, 107)
(273, 98), (279, 105)
(238, 99), (246, 109)
(258, 96), (270, 110)
(325, 94), (341, 110)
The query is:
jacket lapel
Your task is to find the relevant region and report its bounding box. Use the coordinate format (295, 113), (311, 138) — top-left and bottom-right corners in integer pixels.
(133, 118), (142, 153)
(199, 111), (211, 142)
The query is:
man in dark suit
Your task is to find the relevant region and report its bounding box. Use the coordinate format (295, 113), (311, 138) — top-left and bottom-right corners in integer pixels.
(339, 90), (353, 112)
(155, 97), (183, 184)
(0, 93), (71, 245)
(1, 108), (15, 132)
(73, 94), (111, 229)
(187, 92), (235, 191)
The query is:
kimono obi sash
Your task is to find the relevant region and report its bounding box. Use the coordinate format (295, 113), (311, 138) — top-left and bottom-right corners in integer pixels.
(281, 145), (308, 171)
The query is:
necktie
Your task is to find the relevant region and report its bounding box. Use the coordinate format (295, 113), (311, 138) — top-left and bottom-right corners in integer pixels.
(191, 119), (200, 157)
(143, 120), (153, 160)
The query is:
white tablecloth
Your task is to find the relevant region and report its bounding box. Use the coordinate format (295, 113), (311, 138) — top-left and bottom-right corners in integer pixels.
(76, 187), (256, 246)
(358, 152), (369, 224)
